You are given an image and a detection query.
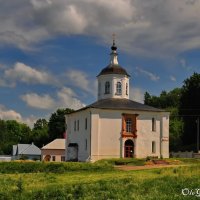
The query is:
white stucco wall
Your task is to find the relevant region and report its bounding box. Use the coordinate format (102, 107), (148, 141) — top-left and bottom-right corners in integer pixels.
(97, 74), (130, 100)
(66, 108), (169, 161)
(90, 109), (169, 160)
(65, 109), (91, 161)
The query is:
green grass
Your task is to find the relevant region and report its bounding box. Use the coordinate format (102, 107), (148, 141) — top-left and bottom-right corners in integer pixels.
(0, 159), (200, 199)
(96, 158), (146, 166)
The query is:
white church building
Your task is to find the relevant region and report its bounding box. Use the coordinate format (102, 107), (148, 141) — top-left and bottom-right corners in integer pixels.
(65, 40), (169, 162)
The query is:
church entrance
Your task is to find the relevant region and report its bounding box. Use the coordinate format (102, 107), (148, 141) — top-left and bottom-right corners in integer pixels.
(124, 140), (134, 158)
(67, 143), (78, 161)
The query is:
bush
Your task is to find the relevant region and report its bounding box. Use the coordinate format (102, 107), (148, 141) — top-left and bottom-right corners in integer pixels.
(0, 161), (113, 174)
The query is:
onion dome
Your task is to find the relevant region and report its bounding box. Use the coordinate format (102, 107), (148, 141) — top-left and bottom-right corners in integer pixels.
(97, 39), (130, 77)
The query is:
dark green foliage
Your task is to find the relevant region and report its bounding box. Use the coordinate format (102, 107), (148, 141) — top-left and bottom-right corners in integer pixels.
(0, 108), (74, 154)
(0, 161), (113, 174)
(48, 108), (74, 140)
(144, 88), (183, 151)
(0, 120), (31, 154)
(144, 88), (182, 109)
(144, 73), (200, 151)
(30, 119), (49, 148)
(179, 73), (200, 148)
(167, 107), (184, 151)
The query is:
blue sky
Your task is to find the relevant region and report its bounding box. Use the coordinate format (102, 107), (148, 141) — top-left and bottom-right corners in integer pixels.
(0, 0), (200, 127)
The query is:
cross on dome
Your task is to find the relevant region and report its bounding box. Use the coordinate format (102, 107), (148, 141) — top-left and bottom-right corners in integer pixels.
(110, 33), (118, 65)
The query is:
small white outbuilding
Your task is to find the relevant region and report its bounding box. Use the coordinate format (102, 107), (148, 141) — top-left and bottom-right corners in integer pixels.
(65, 40), (169, 162)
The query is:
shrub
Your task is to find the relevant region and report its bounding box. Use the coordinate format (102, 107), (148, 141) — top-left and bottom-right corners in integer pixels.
(0, 161), (113, 174)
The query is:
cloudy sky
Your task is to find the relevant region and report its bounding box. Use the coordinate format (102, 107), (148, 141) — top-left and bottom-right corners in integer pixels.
(0, 0), (200, 127)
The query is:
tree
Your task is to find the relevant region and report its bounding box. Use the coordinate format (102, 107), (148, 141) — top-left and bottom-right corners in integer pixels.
(144, 88), (182, 109)
(0, 120), (31, 154)
(179, 73), (200, 149)
(48, 108), (74, 141)
(167, 107), (183, 151)
(30, 119), (49, 147)
(144, 88), (183, 151)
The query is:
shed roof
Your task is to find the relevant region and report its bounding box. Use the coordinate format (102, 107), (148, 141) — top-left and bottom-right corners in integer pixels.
(12, 143), (41, 156)
(42, 139), (65, 150)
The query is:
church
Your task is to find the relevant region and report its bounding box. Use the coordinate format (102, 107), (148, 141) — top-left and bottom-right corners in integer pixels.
(65, 40), (169, 162)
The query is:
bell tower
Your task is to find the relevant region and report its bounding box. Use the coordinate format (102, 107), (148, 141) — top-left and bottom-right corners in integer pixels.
(97, 38), (130, 100)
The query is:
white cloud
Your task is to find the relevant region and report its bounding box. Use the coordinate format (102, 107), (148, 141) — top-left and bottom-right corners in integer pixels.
(21, 87), (85, 111)
(65, 69), (95, 95)
(0, 105), (22, 121)
(1, 0), (200, 56)
(130, 87), (144, 103)
(57, 87), (85, 110)
(179, 58), (198, 71)
(136, 66), (160, 81)
(5, 62), (56, 85)
(170, 75), (176, 82)
(0, 105), (37, 127)
(21, 93), (55, 110)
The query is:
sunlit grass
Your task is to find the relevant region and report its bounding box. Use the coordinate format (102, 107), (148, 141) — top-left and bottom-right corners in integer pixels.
(0, 159), (200, 199)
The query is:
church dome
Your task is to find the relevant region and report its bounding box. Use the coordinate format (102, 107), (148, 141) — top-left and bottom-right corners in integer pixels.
(97, 64), (130, 77)
(97, 39), (130, 77)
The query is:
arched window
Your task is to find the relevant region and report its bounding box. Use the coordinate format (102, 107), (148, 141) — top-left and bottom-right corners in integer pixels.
(126, 118), (132, 132)
(105, 81), (110, 94)
(116, 82), (122, 95)
(98, 82), (101, 96)
(126, 83), (128, 95)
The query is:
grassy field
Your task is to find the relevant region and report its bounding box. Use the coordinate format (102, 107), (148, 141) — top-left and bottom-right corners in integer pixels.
(0, 159), (200, 199)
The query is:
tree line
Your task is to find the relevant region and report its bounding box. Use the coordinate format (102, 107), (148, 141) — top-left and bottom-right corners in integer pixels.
(144, 72), (200, 151)
(0, 108), (74, 155)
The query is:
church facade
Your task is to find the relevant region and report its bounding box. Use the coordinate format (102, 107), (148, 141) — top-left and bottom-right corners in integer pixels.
(65, 41), (169, 162)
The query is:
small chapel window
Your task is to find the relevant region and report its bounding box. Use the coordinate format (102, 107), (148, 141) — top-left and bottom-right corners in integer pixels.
(116, 82), (122, 95)
(126, 118), (132, 132)
(105, 81), (110, 94)
(85, 139), (87, 150)
(98, 82), (101, 96)
(77, 120), (79, 131)
(152, 118), (156, 132)
(74, 121), (76, 131)
(126, 83), (128, 95)
(85, 118), (87, 130)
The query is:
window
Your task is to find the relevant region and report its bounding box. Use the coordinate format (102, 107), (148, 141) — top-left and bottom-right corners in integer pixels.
(61, 156), (65, 162)
(116, 82), (122, 95)
(152, 141), (156, 153)
(152, 118), (156, 131)
(74, 121), (76, 131)
(105, 81), (110, 94)
(126, 118), (132, 132)
(85, 139), (87, 150)
(85, 118), (87, 130)
(98, 82), (101, 96)
(77, 120), (79, 131)
(52, 156), (56, 161)
(126, 83), (128, 95)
